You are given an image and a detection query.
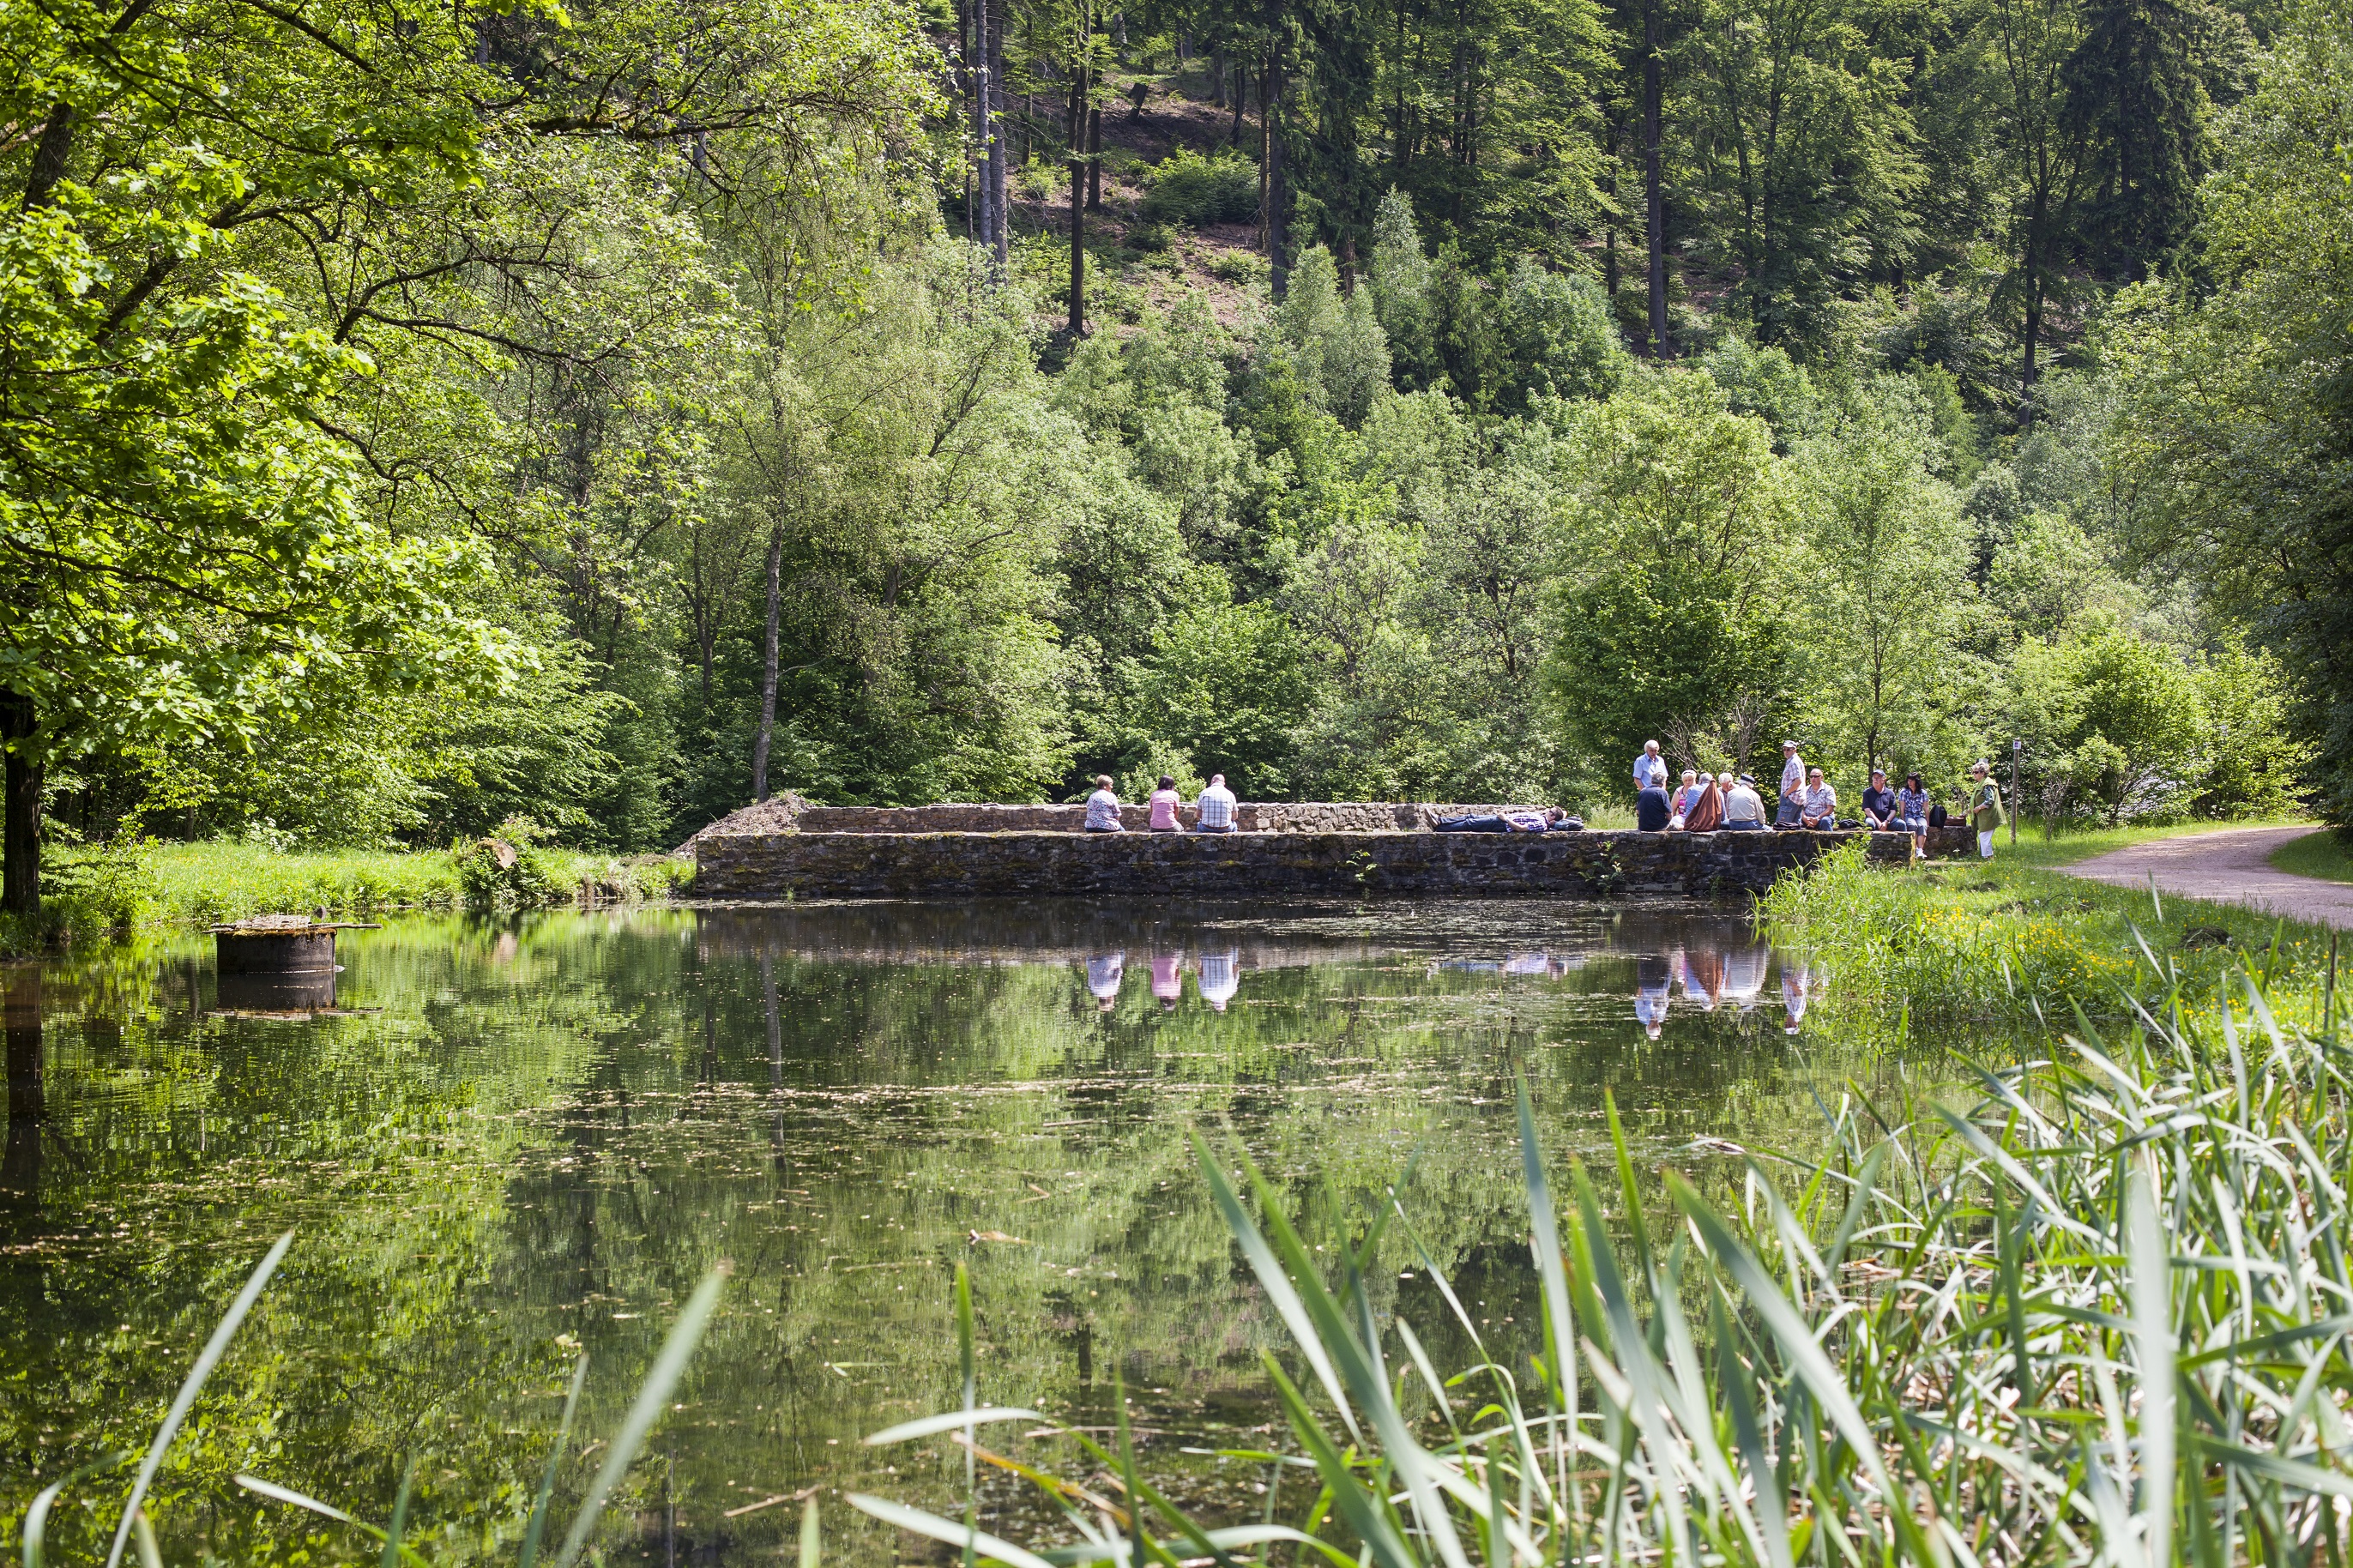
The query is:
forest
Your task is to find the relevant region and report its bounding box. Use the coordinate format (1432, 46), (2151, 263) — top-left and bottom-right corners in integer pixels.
(3, 0), (2347, 913)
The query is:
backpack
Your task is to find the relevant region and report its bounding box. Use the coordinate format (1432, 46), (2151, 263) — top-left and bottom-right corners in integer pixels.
(1928, 804), (1948, 828)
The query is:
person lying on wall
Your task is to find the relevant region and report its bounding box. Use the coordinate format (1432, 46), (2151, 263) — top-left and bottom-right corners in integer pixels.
(1436, 808), (1578, 833)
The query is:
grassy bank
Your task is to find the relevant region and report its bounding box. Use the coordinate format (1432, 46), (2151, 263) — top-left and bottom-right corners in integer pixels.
(15, 838), (694, 954)
(2272, 824), (2353, 884)
(1759, 835), (2339, 1034)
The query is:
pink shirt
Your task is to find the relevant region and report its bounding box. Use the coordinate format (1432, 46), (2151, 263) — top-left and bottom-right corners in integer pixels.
(1148, 789), (1180, 830)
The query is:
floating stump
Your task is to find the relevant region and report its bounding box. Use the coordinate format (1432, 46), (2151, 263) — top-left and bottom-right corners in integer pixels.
(209, 914), (379, 1003)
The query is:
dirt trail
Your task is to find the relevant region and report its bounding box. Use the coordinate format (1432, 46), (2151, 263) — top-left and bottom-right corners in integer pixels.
(2064, 825), (2353, 931)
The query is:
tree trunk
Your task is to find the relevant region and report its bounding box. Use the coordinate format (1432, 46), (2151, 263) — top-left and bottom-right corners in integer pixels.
(751, 528), (782, 802)
(3, 965), (39, 1220)
(1643, 0), (1668, 358)
(986, 0), (1009, 264)
(1069, 153), (1087, 333)
(1211, 44), (1227, 107)
(1230, 64), (1246, 144)
(969, 0), (990, 250)
(1267, 59), (1289, 296)
(1, 690), (39, 920)
(2019, 270), (2042, 419)
(1086, 104), (1103, 209)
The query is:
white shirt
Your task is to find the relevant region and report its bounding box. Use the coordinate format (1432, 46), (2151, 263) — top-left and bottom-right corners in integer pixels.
(1086, 952), (1124, 1002)
(1084, 788), (1123, 830)
(1196, 783), (1236, 828)
(1725, 785), (1765, 824)
(1633, 752), (1668, 791)
(1198, 949), (1240, 1011)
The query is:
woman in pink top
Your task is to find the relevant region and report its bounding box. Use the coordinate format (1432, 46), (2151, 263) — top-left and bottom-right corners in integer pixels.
(1147, 775), (1182, 831)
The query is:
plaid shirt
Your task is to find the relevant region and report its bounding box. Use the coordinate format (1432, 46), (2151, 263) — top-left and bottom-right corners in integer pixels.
(1196, 785), (1236, 829)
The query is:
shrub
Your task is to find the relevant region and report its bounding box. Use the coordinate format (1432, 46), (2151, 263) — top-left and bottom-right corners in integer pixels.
(1141, 147), (1258, 226)
(1126, 220), (1171, 252)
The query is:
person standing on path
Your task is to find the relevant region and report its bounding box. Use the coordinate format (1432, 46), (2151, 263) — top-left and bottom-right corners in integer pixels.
(1776, 741), (1807, 829)
(1634, 740), (1668, 794)
(1964, 761), (2004, 859)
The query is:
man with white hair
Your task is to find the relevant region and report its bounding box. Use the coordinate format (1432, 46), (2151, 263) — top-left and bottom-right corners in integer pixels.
(1632, 739), (1668, 793)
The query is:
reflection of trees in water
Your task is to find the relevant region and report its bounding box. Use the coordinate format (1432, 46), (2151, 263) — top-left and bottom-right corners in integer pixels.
(3, 907), (1903, 1566)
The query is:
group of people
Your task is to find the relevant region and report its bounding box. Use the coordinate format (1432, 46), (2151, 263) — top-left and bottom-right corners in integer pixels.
(1632, 740), (2007, 859)
(1084, 949), (1242, 1011)
(1076, 743), (2009, 862)
(1633, 944), (1818, 1039)
(1083, 774), (1237, 833)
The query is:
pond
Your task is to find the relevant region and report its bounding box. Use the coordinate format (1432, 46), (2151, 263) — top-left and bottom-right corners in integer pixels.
(1, 899), (1884, 1566)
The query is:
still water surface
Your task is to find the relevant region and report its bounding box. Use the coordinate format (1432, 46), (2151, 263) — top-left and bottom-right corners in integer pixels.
(2, 899), (1873, 1565)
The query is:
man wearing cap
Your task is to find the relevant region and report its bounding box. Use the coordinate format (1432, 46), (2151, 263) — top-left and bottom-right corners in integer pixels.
(1723, 773), (1766, 829)
(1775, 740), (1807, 829)
(1964, 761), (2005, 859)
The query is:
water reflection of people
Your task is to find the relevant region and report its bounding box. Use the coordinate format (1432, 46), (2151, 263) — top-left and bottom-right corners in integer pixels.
(1198, 949), (1240, 1012)
(1634, 954), (1671, 1040)
(1721, 944), (1768, 1015)
(1678, 946), (1723, 1011)
(1781, 957), (1816, 1034)
(1086, 951), (1125, 1011)
(1502, 951), (1552, 975)
(1149, 952), (1183, 1010)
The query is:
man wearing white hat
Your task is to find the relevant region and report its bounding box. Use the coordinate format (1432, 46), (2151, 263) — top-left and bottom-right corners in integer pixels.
(1964, 761), (2005, 859)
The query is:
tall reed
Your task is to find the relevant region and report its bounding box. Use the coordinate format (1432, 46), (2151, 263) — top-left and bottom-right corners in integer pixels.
(15, 1244), (727, 1568)
(870, 970), (2353, 1567)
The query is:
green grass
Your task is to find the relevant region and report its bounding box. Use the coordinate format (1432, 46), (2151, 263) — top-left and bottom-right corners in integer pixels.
(9, 840), (697, 954)
(1997, 815), (2307, 871)
(1760, 835), (2339, 1034)
(2269, 824), (2353, 884)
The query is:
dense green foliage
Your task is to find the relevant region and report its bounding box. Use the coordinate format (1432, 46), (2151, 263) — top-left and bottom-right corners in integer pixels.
(4, 0), (2344, 912)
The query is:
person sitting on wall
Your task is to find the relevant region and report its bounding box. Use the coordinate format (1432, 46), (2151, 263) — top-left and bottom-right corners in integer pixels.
(1669, 769), (1702, 828)
(1722, 774), (1767, 830)
(1083, 775), (1125, 832)
(1636, 780), (1672, 832)
(1893, 771), (1931, 858)
(1437, 808), (1571, 832)
(1861, 769), (1897, 829)
(1147, 775), (1184, 831)
(1800, 767), (1839, 829)
(1682, 771), (1725, 831)
(1193, 773), (1238, 832)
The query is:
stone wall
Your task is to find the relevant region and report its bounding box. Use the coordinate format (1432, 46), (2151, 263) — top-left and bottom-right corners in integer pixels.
(694, 826), (1967, 902)
(788, 802), (1547, 833)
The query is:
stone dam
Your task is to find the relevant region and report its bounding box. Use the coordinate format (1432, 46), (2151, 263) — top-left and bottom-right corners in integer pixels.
(689, 800), (1973, 902)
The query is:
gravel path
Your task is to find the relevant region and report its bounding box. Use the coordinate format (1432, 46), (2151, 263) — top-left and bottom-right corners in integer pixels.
(2064, 826), (2353, 931)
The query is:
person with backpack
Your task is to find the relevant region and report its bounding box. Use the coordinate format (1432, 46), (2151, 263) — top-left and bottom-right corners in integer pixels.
(1964, 761), (2005, 859)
